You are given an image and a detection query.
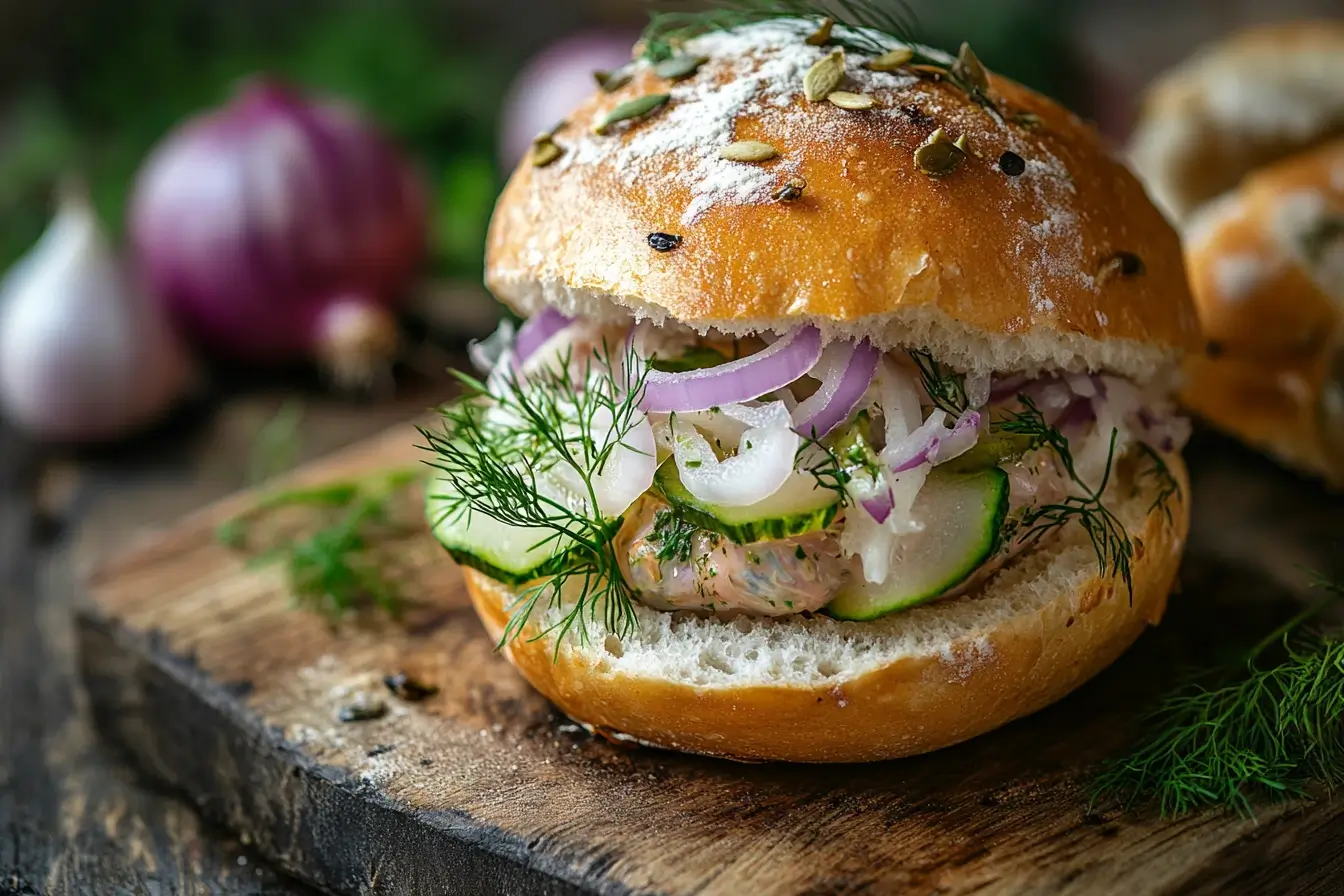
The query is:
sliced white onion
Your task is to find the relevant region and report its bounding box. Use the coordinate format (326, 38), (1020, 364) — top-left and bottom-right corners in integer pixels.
(468, 319), (516, 374)
(876, 359), (924, 447)
(514, 307), (572, 365)
(792, 339), (880, 438)
(671, 401), (799, 506)
(544, 404), (656, 517)
(840, 463), (928, 583)
(639, 326), (823, 413)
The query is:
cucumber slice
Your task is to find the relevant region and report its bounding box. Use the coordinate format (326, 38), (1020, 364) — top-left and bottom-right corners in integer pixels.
(939, 430), (1037, 473)
(426, 476), (583, 584)
(647, 345), (728, 373)
(827, 467), (1009, 620)
(655, 463), (840, 544)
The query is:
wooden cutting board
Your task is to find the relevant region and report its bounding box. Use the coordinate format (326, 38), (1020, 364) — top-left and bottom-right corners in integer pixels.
(78, 421), (1344, 896)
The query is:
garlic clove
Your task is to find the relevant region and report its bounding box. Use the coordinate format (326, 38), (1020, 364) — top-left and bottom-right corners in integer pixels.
(0, 190), (194, 442)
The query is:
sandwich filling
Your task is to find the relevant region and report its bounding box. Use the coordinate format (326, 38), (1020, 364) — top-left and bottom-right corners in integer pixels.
(425, 311), (1186, 637)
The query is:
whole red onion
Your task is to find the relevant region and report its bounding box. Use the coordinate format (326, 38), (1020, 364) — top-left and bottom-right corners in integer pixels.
(129, 78), (427, 382)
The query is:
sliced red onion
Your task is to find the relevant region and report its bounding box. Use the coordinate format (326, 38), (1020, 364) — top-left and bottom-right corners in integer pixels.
(854, 477), (895, 523)
(884, 409), (982, 472)
(639, 326), (822, 413)
(514, 307), (572, 365)
(1054, 398), (1096, 430)
(928, 410), (982, 464)
(792, 339), (880, 438)
(988, 372), (1030, 402)
(885, 410), (951, 473)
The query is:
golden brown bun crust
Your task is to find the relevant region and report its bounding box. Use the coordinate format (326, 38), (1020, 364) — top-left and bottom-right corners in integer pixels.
(486, 23), (1198, 366)
(463, 456), (1189, 763)
(1179, 140), (1344, 486)
(1129, 21), (1344, 223)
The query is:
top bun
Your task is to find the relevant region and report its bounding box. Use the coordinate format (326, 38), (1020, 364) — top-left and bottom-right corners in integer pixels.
(485, 20), (1198, 384)
(1129, 21), (1344, 225)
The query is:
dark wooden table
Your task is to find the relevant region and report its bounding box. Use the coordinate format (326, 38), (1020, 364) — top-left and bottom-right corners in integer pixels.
(0, 363), (462, 894)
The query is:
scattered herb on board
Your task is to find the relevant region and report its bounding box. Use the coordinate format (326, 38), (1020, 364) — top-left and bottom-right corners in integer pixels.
(247, 399), (305, 485)
(420, 342), (652, 651)
(216, 467), (423, 620)
(1094, 577), (1344, 817)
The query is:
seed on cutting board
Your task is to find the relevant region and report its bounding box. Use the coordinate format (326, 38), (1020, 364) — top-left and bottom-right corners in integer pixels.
(828, 91), (877, 110)
(337, 697), (388, 723)
(804, 49), (846, 102)
(384, 672), (439, 701)
(865, 48), (914, 71)
(593, 93), (670, 135)
(654, 55), (709, 81)
(719, 141), (779, 162)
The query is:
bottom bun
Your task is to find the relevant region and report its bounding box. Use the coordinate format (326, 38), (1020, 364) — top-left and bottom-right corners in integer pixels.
(464, 453), (1189, 763)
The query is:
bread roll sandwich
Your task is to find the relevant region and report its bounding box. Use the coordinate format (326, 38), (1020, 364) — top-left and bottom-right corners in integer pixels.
(423, 16), (1200, 762)
(1128, 21), (1344, 225)
(1179, 139), (1344, 486)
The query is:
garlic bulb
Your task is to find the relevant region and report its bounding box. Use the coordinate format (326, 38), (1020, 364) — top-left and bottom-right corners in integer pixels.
(0, 190), (193, 442)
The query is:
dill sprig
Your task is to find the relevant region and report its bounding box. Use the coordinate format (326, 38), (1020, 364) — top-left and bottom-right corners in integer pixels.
(640, 0), (921, 61)
(650, 507), (700, 564)
(1134, 441), (1181, 523)
(908, 348), (969, 416)
(217, 468), (422, 620)
(419, 341), (651, 650)
(998, 395), (1135, 598)
(1094, 578), (1344, 817)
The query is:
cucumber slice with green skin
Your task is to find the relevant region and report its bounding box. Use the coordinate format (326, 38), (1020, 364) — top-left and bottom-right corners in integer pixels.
(647, 345), (728, 373)
(655, 463), (840, 544)
(939, 430), (1038, 473)
(827, 467), (1009, 621)
(426, 477), (596, 584)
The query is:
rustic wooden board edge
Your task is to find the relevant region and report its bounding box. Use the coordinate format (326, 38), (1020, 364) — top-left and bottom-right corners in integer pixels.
(76, 606), (632, 896)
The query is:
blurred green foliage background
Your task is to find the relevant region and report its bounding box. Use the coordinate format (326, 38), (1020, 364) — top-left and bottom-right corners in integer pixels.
(0, 0), (518, 282)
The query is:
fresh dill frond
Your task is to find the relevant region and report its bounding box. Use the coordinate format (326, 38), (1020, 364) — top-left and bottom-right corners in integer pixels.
(908, 348), (969, 417)
(997, 395), (1134, 598)
(640, 0), (920, 61)
(1094, 579), (1344, 817)
(420, 340), (651, 651)
(796, 435), (852, 505)
(218, 468), (422, 620)
(650, 508), (699, 564)
(1134, 442), (1181, 523)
